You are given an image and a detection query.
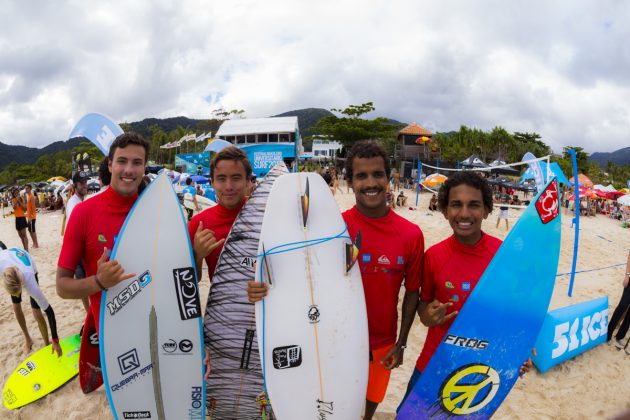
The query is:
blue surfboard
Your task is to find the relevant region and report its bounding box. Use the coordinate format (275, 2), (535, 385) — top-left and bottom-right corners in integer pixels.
(398, 178), (561, 419)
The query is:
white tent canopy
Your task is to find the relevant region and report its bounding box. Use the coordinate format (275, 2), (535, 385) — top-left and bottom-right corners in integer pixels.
(216, 117), (299, 137)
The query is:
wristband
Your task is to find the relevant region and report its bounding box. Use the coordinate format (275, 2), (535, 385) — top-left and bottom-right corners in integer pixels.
(95, 275), (107, 291)
(52, 338), (59, 343)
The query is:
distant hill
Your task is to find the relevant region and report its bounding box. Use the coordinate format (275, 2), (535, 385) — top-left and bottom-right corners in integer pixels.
(0, 108), (393, 170)
(0, 137), (85, 171)
(589, 146), (630, 167)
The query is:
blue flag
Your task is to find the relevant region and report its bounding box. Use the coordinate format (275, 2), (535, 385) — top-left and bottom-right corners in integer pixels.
(69, 113), (124, 155)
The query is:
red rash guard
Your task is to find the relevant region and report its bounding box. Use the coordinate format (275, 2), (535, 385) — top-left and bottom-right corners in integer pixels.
(415, 232), (502, 371)
(343, 206), (424, 350)
(57, 187), (138, 332)
(187, 201), (244, 281)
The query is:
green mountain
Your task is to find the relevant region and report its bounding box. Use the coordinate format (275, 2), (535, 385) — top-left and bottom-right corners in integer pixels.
(0, 108), (388, 170)
(590, 147), (630, 167)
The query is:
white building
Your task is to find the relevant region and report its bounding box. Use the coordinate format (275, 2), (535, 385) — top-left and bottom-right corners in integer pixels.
(311, 137), (342, 160)
(215, 117), (303, 176)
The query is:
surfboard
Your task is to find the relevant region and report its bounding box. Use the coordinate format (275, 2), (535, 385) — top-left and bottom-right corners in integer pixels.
(255, 172), (369, 419)
(79, 309), (102, 393)
(398, 178), (562, 419)
(203, 162), (287, 419)
(3, 334), (81, 409)
(184, 192), (216, 212)
(99, 173), (205, 419)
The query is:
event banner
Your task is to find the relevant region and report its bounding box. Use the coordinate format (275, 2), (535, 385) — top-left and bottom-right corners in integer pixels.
(532, 296), (608, 373)
(239, 144), (294, 178)
(175, 152), (210, 175)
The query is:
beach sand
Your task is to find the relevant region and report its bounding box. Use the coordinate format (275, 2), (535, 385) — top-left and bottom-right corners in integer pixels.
(1, 186), (629, 419)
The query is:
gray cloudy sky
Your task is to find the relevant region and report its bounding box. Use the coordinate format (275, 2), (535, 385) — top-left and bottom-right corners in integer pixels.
(1, 0), (629, 153)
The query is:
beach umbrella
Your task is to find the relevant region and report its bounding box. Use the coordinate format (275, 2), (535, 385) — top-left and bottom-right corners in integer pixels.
(46, 176), (67, 182)
(620, 188), (630, 194)
(569, 173), (593, 188)
(423, 173), (448, 187)
(618, 195), (630, 206)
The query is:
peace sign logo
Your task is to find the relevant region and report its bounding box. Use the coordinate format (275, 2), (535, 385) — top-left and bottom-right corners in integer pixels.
(438, 363), (500, 415)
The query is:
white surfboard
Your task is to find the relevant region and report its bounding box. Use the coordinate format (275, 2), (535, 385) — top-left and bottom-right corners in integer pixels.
(255, 172), (369, 419)
(100, 173), (205, 419)
(183, 192), (216, 212)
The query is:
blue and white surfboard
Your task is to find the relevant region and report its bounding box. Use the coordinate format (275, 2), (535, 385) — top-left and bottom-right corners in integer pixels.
(398, 178), (561, 419)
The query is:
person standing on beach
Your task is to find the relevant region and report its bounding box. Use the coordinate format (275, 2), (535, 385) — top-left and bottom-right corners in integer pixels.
(183, 176), (200, 221)
(248, 141), (424, 419)
(188, 146), (251, 379)
(56, 133), (149, 333)
(398, 171), (532, 410)
(64, 171), (91, 313)
(188, 146), (251, 283)
(495, 191), (509, 231)
(25, 184), (39, 248)
(11, 188), (29, 251)
(1, 246), (62, 356)
(607, 250), (630, 352)
(65, 171), (89, 222)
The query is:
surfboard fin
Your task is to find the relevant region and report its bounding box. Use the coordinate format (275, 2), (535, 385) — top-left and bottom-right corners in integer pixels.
(345, 231), (362, 274)
(261, 244), (274, 288)
(300, 177), (310, 228)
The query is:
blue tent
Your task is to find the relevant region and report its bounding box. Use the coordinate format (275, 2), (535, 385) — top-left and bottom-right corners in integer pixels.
(521, 162), (570, 185)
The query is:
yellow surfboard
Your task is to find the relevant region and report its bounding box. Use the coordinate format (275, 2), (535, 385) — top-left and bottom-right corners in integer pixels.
(2, 334), (81, 409)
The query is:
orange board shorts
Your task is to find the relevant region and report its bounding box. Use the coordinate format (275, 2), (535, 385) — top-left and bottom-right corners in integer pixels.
(366, 344), (394, 404)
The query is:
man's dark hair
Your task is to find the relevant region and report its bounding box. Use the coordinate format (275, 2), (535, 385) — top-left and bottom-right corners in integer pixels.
(210, 146), (252, 180)
(186, 177), (193, 185)
(437, 171), (493, 213)
(98, 157), (111, 186)
(344, 140), (390, 181)
(108, 132), (150, 162)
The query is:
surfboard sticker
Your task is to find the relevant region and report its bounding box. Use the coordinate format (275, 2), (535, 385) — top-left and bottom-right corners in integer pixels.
(398, 178), (561, 419)
(79, 309), (102, 393)
(3, 334), (81, 409)
(255, 172), (369, 419)
(99, 173), (205, 420)
(202, 162), (287, 419)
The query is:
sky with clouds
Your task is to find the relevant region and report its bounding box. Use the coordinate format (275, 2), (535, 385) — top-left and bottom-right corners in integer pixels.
(1, 0), (629, 154)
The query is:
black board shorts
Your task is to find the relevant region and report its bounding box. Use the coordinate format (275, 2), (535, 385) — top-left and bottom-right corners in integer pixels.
(28, 219), (36, 233)
(10, 273), (40, 309)
(15, 217), (28, 231)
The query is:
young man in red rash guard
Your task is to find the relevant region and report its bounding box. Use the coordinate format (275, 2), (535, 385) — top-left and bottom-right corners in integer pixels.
(56, 132), (149, 332)
(188, 146), (252, 282)
(248, 141), (424, 419)
(398, 171), (532, 410)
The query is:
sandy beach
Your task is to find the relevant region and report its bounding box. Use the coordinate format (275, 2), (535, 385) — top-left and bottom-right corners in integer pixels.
(1, 186), (629, 419)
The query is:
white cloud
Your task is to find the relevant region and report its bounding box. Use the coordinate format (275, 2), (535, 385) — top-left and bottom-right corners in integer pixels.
(0, 0), (629, 154)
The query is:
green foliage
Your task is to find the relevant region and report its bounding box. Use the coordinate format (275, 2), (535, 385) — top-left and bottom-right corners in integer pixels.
(435, 126), (552, 164)
(309, 102), (399, 150)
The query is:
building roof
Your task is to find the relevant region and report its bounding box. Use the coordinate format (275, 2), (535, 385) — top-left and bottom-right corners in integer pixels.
(216, 117), (299, 136)
(399, 122), (432, 136)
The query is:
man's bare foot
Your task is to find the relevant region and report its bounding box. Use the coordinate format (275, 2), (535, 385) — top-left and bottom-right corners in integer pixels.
(24, 337), (33, 353)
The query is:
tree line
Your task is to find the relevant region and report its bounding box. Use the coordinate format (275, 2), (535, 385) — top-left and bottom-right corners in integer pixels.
(1, 103), (628, 190)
